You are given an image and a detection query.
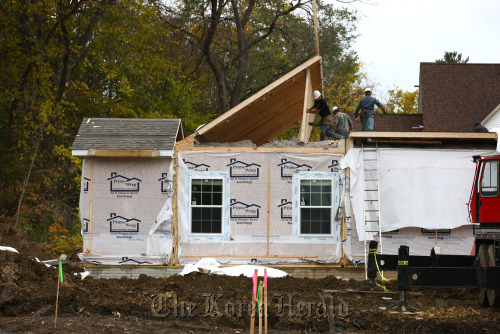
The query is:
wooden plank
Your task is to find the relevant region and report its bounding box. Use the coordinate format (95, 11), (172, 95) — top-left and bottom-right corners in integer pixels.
(313, 0), (320, 55)
(184, 132), (347, 153)
(298, 69), (313, 142)
(302, 69), (318, 142)
(89, 149), (162, 158)
(267, 165), (270, 256)
(88, 163), (93, 253)
(350, 131), (497, 140)
(188, 145), (346, 154)
(371, 139), (442, 145)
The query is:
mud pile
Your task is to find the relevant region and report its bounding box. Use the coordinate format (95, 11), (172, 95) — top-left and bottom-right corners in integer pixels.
(1, 224), (499, 333)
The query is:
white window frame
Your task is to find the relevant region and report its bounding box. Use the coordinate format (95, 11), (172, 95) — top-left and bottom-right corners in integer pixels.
(292, 172), (339, 240)
(187, 172), (230, 240)
(299, 178), (334, 237)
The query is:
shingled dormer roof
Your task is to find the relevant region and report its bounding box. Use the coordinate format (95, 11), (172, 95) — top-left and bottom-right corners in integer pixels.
(72, 118), (183, 157)
(419, 63), (500, 131)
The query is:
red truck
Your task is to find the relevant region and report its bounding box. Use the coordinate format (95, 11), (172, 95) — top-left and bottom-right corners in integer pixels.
(367, 154), (500, 308)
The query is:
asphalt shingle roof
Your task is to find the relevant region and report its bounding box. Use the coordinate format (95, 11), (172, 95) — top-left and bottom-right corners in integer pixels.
(71, 118), (183, 152)
(347, 113), (423, 132)
(419, 63), (500, 131)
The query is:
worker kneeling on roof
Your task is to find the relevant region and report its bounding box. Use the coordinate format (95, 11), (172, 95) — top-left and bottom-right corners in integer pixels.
(307, 90), (336, 141)
(330, 106), (353, 139)
(354, 87), (387, 131)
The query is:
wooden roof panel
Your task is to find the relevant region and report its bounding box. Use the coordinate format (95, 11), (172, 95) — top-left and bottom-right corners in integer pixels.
(195, 56), (323, 146)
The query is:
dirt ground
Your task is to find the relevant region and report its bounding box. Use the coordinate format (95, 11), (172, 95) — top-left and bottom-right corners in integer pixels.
(1, 225), (500, 333)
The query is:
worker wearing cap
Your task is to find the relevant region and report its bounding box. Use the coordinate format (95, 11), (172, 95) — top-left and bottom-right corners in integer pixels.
(354, 88), (387, 131)
(330, 106), (353, 139)
(307, 90), (335, 140)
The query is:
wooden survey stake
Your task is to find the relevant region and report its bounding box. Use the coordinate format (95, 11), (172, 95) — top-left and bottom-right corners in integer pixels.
(258, 281), (263, 334)
(264, 269), (268, 334)
(250, 269), (258, 334)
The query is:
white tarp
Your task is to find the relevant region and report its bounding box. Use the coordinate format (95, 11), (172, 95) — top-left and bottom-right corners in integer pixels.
(79, 157), (174, 265)
(0, 246), (19, 254)
(348, 225), (477, 257)
(177, 151), (345, 263)
(342, 148), (496, 241)
(179, 258), (288, 277)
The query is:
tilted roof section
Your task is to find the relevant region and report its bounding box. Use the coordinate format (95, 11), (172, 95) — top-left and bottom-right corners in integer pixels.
(195, 56), (323, 146)
(72, 118), (183, 157)
(419, 63), (500, 131)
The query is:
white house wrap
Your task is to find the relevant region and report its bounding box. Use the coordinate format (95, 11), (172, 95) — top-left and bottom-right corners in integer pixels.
(177, 151), (345, 263)
(79, 157), (173, 264)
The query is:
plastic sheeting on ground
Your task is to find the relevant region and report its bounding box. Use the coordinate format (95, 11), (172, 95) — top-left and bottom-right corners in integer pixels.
(341, 148), (496, 241)
(0, 246), (19, 254)
(180, 258), (288, 277)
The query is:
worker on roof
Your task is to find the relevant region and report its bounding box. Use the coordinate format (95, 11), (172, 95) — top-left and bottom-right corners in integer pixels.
(307, 90), (335, 141)
(330, 106), (353, 139)
(354, 88), (387, 131)
(473, 121), (489, 133)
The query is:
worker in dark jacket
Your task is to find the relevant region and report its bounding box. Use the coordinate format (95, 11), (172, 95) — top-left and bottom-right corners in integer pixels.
(473, 121), (489, 133)
(307, 90), (335, 141)
(354, 88), (387, 131)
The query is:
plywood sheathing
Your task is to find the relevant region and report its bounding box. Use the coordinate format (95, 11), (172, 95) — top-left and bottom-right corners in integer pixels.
(195, 56), (323, 146)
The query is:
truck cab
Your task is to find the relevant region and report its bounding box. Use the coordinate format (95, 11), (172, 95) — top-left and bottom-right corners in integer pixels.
(468, 154), (500, 307)
(469, 155), (500, 225)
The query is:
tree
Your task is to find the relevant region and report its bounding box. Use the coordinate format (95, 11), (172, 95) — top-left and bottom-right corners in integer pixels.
(385, 87), (419, 114)
(436, 51), (469, 63)
(162, 1), (360, 116)
(163, 0), (318, 115)
(0, 0), (116, 227)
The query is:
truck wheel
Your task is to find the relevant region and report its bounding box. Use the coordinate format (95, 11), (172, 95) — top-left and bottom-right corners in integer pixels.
(486, 245), (500, 307)
(478, 244), (489, 306)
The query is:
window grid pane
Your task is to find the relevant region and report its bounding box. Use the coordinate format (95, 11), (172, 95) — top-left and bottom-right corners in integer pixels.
(300, 179), (333, 235)
(191, 179), (223, 234)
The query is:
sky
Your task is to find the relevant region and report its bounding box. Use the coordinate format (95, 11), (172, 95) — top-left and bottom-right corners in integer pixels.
(330, 0), (500, 98)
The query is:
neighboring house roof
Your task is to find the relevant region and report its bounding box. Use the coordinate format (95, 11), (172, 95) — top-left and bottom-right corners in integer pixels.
(347, 113), (424, 132)
(419, 63), (500, 131)
(72, 118), (183, 157)
(195, 56), (323, 146)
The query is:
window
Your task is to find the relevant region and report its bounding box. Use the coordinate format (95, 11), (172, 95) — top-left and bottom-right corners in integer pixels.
(299, 179), (332, 235)
(481, 161), (499, 198)
(190, 178), (223, 234)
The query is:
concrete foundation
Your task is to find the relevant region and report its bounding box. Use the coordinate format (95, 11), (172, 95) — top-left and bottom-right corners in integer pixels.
(85, 264), (366, 280)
